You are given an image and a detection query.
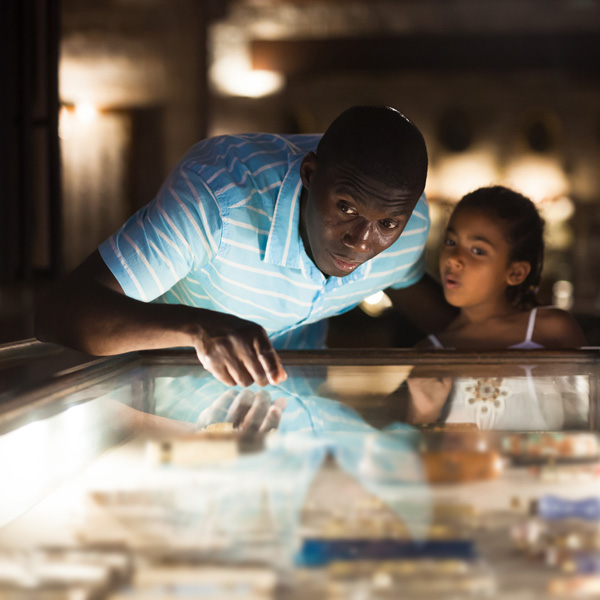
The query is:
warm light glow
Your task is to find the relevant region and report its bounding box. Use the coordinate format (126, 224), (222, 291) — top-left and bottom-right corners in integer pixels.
(211, 56), (284, 98)
(553, 280), (574, 311)
(541, 196), (575, 223)
(0, 420), (49, 526)
(428, 153), (500, 202)
(59, 106), (75, 140)
(360, 291), (392, 317)
(504, 156), (568, 204)
(364, 291), (384, 305)
(75, 102), (98, 124)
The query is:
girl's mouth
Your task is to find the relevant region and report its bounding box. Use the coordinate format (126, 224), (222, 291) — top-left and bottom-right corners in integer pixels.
(444, 274), (460, 289)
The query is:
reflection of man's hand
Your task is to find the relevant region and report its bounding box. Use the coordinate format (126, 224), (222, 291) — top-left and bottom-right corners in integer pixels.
(196, 389), (286, 433)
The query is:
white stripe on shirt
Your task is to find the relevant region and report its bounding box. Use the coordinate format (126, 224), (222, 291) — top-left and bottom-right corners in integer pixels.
(215, 256), (321, 290)
(123, 232), (165, 294)
(281, 178), (303, 265)
(109, 237), (148, 301)
(223, 218), (269, 236)
(201, 269), (305, 320)
(231, 181), (281, 209)
(205, 264), (314, 307)
(215, 160), (287, 196)
(180, 168), (219, 254)
(222, 238), (265, 254)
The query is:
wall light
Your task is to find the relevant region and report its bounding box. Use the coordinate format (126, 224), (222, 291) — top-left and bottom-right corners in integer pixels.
(553, 280), (574, 311)
(504, 156), (568, 204)
(75, 102), (98, 124)
(360, 291), (392, 317)
(211, 55), (284, 98)
(428, 152), (499, 202)
(540, 195), (575, 224)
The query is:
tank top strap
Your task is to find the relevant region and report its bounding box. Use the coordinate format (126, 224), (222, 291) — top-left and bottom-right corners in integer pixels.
(524, 307), (538, 343)
(428, 334), (444, 349)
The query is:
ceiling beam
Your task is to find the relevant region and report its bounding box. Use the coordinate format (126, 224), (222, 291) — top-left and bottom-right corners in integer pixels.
(251, 33), (600, 77)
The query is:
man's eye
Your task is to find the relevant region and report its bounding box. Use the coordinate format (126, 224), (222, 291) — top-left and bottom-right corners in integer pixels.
(380, 219), (399, 230)
(339, 203), (356, 215)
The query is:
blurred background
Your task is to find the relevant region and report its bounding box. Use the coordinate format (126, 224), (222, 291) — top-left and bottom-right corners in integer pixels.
(1, 0), (600, 347)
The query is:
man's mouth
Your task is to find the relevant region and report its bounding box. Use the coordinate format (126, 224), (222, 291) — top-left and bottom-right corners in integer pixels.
(330, 252), (362, 273)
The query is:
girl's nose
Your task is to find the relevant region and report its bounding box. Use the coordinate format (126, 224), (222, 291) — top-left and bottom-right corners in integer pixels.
(445, 249), (464, 268)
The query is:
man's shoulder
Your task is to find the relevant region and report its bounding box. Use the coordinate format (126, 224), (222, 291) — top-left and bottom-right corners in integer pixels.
(393, 193), (430, 244)
(181, 133), (320, 167)
(175, 133), (318, 205)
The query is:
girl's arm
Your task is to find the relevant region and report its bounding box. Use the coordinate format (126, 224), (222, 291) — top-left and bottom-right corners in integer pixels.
(535, 308), (587, 348)
(387, 273), (459, 335)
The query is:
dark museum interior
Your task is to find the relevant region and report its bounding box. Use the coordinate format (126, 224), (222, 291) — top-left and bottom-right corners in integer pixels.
(2, 0), (600, 347)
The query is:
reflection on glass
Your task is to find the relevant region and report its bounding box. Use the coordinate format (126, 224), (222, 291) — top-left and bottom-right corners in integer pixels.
(405, 368), (590, 431)
(0, 357), (598, 598)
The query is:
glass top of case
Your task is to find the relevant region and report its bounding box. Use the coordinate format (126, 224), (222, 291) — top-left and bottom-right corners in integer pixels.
(1, 347), (600, 598)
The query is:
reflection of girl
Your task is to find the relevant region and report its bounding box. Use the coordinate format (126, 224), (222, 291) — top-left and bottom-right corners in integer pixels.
(408, 186), (587, 429)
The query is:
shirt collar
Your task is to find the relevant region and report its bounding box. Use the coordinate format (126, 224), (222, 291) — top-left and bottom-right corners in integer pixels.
(264, 155), (306, 270)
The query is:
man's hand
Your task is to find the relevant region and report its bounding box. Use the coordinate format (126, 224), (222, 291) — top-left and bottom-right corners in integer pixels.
(190, 313), (287, 387)
(196, 389), (287, 433)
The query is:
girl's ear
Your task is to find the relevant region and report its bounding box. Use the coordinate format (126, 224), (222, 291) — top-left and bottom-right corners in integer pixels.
(506, 261), (531, 287)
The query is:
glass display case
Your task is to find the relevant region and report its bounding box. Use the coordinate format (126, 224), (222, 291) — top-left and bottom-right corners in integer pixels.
(1, 342), (600, 598)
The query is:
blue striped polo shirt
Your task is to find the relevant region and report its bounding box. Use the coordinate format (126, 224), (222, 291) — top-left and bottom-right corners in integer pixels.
(99, 133), (430, 349)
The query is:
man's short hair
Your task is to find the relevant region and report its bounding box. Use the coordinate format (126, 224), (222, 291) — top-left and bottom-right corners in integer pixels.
(317, 105), (428, 200)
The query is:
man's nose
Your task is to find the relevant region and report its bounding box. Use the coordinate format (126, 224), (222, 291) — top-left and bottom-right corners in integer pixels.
(342, 222), (372, 253)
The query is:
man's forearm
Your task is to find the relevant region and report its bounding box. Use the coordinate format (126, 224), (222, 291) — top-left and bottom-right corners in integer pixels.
(35, 249), (286, 387)
(35, 281), (196, 356)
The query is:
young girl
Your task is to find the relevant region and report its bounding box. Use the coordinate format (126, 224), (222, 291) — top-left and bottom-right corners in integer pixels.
(406, 186), (587, 429)
(422, 185), (586, 350)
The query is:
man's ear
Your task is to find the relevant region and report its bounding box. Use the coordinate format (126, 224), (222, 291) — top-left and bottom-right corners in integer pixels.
(506, 261), (531, 286)
(299, 152), (317, 188)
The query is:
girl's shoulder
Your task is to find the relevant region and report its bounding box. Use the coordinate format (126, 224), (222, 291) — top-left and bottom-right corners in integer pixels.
(414, 336), (438, 350)
(534, 306), (587, 348)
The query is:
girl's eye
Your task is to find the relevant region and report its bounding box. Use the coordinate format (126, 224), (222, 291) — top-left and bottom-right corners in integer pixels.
(380, 219), (399, 230)
(472, 247), (486, 256)
(444, 238), (455, 246)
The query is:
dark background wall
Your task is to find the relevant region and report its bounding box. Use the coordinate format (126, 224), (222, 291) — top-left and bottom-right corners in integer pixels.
(1, 0), (600, 346)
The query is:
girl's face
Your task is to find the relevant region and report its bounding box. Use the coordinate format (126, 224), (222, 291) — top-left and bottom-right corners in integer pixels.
(439, 207), (528, 310)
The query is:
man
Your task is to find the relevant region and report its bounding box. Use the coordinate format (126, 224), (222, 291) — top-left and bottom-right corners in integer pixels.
(36, 106), (450, 387)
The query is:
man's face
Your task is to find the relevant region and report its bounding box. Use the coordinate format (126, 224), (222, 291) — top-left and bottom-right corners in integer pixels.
(299, 153), (418, 278)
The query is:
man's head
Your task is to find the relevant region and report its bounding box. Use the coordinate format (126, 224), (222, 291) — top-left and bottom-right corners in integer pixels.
(299, 105), (428, 277)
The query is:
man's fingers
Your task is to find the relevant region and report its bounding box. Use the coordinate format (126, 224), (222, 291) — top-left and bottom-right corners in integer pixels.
(258, 397), (287, 433)
(238, 350), (270, 387)
(196, 389), (237, 428)
(239, 390), (271, 432)
(195, 326), (284, 387)
(254, 336), (287, 384)
(196, 350), (237, 387)
(226, 389), (255, 427)
(221, 352), (256, 388)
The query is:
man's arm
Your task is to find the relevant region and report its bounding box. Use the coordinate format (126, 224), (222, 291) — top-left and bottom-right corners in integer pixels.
(386, 272), (458, 335)
(35, 250), (287, 387)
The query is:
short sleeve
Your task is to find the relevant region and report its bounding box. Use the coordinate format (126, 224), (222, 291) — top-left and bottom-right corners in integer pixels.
(388, 193), (430, 290)
(98, 164), (223, 302)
